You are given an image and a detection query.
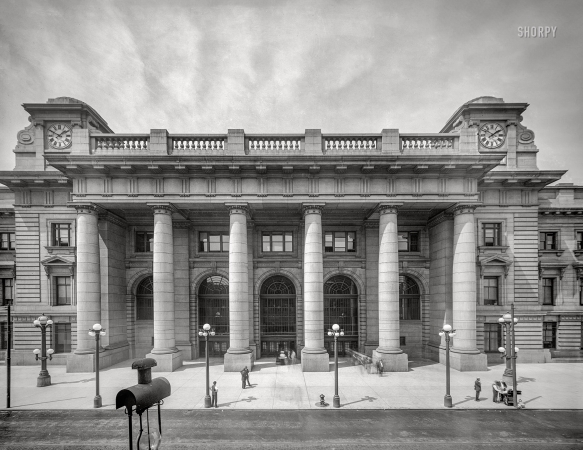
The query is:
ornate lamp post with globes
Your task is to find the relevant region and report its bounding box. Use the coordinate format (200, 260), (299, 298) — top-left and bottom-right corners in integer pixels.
(327, 323), (344, 408)
(32, 314), (55, 387)
(438, 324), (456, 408)
(89, 323), (106, 408)
(199, 323), (215, 408)
(498, 304), (519, 407)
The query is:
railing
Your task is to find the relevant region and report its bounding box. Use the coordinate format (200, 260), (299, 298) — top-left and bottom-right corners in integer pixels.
(346, 348), (376, 373)
(324, 135), (380, 152)
(94, 134), (150, 151)
(400, 133), (458, 151)
(172, 135), (226, 152)
(246, 136), (303, 153)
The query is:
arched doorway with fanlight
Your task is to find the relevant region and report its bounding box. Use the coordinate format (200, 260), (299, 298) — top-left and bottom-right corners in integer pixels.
(259, 275), (297, 357)
(324, 275), (359, 356)
(134, 275), (154, 357)
(198, 275), (229, 357)
(399, 275), (422, 356)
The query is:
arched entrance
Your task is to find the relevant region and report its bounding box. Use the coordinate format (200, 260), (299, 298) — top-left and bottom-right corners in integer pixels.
(198, 275), (229, 357)
(135, 276), (153, 357)
(260, 275), (296, 357)
(324, 275), (358, 356)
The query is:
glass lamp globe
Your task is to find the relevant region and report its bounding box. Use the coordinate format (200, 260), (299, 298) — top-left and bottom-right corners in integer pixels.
(503, 313), (511, 321)
(340, 330), (344, 336)
(443, 324), (452, 332)
(198, 331), (203, 336)
(498, 317), (505, 323)
(33, 348), (40, 355)
(332, 324), (340, 331)
(514, 347), (519, 353)
(203, 323), (211, 331)
(513, 318), (518, 323)
(498, 347), (506, 353)
(46, 319), (53, 326)
(89, 330), (96, 337)
(210, 330), (216, 336)
(439, 331), (444, 336)
(327, 331), (333, 336)
(33, 319), (40, 327)
(38, 315), (48, 325)
(450, 332), (456, 337)
(92, 323), (102, 331)
(99, 330), (106, 336)
(47, 349), (54, 355)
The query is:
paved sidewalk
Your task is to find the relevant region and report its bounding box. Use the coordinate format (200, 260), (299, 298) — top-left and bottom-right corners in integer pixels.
(0, 358), (581, 410)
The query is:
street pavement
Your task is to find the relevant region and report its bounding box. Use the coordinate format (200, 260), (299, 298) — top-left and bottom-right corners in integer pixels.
(0, 358), (582, 410)
(1, 409), (582, 449)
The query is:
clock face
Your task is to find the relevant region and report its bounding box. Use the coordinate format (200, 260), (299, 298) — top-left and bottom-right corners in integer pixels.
(47, 123), (72, 149)
(479, 122), (506, 149)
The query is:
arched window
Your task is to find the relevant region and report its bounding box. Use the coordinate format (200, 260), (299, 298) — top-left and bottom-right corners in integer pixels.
(136, 276), (153, 320)
(399, 275), (421, 320)
(260, 276), (296, 336)
(324, 275), (358, 335)
(198, 276), (229, 335)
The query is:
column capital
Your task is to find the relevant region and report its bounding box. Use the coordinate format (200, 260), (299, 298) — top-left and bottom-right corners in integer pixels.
(225, 202), (250, 217)
(451, 204), (478, 216)
(147, 203), (176, 215)
(70, 202), (99, 215)
(302, 203), (325, 216)
(377, 203), (402, 215)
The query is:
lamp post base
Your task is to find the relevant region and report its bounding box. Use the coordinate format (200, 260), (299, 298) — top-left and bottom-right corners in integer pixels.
(37, 374), (51, 387)
(444, 394), (452, 408)
(204, 395), (211, 408)
(94, 395), (102, 408)
(333, 395), (340, 408)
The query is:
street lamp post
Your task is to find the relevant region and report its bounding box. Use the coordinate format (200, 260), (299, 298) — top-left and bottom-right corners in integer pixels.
(198, 323), (215, 408)
(498, 304), (519, 408)
(327, 324), (344, 408)
(89, 323), (106, 408)
(32, 314), (54, 387)
(439, 324), (456, 408)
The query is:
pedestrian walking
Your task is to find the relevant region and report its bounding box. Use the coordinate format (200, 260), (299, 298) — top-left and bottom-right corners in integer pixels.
(240, 367), (247, 389)
(377, 359), (384, 377)
(474, 378), (481, 401)
(492, 383), (498, 403)
(244, 366), (251, 387)
(211, 381), (218, 408)
(290, 349), (296, 364)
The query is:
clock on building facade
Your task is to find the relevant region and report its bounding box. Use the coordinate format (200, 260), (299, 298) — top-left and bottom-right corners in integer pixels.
(479, 122), (506, 149)
(47, 123), (72, 149)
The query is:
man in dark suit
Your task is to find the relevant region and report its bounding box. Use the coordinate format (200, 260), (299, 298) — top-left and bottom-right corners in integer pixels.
(211, 381), (218, 408)
(475, 378), (482, 401)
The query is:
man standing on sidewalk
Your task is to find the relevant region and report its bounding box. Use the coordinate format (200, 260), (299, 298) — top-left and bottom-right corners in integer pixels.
(211, 381), (218, 408)
(474, 378), (482, 401)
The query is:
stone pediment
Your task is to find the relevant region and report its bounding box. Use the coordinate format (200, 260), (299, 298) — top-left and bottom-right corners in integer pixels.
(41, 255), (75, 276)
(477, 253), (513, 278)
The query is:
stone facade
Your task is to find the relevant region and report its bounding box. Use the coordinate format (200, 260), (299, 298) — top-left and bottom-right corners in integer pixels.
(0, 95), (581, 372)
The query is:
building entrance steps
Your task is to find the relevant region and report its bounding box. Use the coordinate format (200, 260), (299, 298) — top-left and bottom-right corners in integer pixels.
(0, 359), (582, 410)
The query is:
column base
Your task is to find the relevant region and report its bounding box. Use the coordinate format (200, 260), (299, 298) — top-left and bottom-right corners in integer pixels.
(449, 349), (487, 372)
(37, 373), (51, 387)
(301, 349), (329, 372)
(66, 345), (130, 373)
(146, 350), (183, 372)
(224, 351), (254, 372)
(372, 350), (409, 372)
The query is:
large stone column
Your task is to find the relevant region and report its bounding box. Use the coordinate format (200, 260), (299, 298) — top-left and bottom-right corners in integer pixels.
(301, 204), (329, 372)
(224, 203), (254, 371)
(450, 205), (487, 371)
(67, 204), (101, 372)
(146, 204), (183, 372)
(373, 204), (408, 372)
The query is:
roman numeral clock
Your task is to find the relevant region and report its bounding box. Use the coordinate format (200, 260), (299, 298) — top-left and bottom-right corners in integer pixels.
(479, 122), (506, 149)
(47, 123), (72, 150)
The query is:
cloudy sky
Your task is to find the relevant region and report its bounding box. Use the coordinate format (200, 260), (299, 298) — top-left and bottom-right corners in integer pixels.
(1, 0), (582, 183)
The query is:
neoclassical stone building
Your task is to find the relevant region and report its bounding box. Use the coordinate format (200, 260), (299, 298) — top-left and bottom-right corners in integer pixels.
(0, 96), (582, 372)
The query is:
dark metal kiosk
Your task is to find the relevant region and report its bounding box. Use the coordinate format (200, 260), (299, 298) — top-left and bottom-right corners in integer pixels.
(116, 358), (171, 450)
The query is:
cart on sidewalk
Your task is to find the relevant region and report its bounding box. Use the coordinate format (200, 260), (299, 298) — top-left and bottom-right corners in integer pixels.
(500, 388), (522, 406)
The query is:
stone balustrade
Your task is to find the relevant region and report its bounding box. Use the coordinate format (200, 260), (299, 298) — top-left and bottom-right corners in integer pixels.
(172, 136), (226, 152)
(324, 136), (379, 152)
(246, 136), (303, 153)
(400, 134), (458, 151)
(94, 134), (149, 152)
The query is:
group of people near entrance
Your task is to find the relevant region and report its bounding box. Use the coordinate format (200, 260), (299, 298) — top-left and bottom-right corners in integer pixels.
(275, 349), (296, 365)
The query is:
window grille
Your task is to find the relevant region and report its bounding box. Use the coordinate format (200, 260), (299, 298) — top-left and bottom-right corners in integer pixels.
(136, 276), (154, 320)
(324, 276), (358, 336)
(53, 323), (72, 353)
(198, 276), (229, 335)
(399, 276), (421, 320)
(52, 224), (71, 247)
(260, 276), (296, 336)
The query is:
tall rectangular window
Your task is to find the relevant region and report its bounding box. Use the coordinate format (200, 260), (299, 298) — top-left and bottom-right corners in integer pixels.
(542, 322), (557, 349)
(542, 278), (555, 305)
(199, 232), (229, 252)
(1, 278), (13, 306)
(0, 232), (15, 250)
(262, 232), (293, 252)
(484, 323), (502, 352)
(135, 231), (153, 253)
(483, 277), (499, 305)
(0, 322), (11, 349)
(52, 224), (71, 247)
(576, 231), (583, 250)
(324, 232), (356, 253)
(53, 323), (72, 353)
(398, 232), (419, 252)
(483, 223), (501, 246)
(54, 277), (72, 305)
(539, 232), (557, 250)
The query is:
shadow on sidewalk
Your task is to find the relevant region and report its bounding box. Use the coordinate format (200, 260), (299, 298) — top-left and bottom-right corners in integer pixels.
(217, 396), (258, 408)
(341, 395), (378, 407)
(14, 396), (87, 408)
(52, 378), (95, 385)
